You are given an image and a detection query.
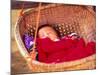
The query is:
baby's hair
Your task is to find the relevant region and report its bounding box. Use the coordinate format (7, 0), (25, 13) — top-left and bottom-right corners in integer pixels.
(37, 24), (60, 37)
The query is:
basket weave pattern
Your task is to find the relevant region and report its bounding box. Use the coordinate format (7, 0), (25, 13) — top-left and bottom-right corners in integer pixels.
(15, 4), (96, 72)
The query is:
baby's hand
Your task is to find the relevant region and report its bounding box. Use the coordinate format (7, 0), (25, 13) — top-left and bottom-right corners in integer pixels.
(71, 36), (79, 40)
(62, 33), (80, 40)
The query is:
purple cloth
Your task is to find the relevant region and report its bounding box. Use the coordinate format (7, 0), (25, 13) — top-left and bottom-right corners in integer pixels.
(23, 33), (34, 50)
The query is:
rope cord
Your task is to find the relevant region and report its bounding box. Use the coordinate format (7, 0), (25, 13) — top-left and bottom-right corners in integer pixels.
(19, 2), (25, 17)
(19, 2), (42, 51)
(18, 2), (42, 60)
(33, 2), (42, 50)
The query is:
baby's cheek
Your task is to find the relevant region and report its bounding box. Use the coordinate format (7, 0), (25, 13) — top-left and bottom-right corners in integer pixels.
(49, 34), (54, 38)
(49, 35), (57, 40)
(40, 34), (48, 38)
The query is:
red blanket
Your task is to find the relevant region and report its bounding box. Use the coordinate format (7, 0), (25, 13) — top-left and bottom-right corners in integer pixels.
(37, 37), (96, 63)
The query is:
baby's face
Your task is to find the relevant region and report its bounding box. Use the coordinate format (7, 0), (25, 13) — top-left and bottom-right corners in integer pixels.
(38, 27), (59, 41)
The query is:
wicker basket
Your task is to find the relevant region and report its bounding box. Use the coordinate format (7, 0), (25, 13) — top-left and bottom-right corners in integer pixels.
(14, 4), (96, 72)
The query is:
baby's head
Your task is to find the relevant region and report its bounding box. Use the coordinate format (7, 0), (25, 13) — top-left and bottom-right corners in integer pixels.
(37, 24), (59, 41)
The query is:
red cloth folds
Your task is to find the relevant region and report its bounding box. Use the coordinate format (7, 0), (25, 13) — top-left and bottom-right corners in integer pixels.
(36, 37), (95, 63)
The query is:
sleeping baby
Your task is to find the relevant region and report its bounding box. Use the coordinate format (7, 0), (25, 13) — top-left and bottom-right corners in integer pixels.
(35, 24), (96, 63)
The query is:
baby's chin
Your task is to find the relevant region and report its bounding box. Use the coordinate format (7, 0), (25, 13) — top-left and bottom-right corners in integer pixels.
(49, 37), (60, 41)
(39, 36), (59, 41)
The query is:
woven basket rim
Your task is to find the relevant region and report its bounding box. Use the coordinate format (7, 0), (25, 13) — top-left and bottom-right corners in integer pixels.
(22, 4), (95, 18)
